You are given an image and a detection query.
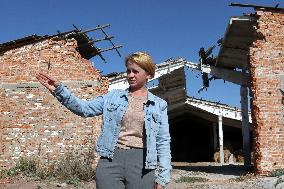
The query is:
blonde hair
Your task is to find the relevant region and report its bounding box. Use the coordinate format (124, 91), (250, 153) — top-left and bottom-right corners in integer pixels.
(125, 52), (156, 78)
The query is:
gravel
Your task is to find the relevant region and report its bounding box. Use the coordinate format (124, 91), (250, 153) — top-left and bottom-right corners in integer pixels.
(167, 162), (284, 189)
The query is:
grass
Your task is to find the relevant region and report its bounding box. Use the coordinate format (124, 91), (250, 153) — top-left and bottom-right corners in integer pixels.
(269, 169), (284, 177)
(0, 152), (95, 187)
(230, 173), (255, 182)
(52, 152), (95, 181)
(175, 176), (209, 183)
(0, 157), (37, 178)
(67, 177), (81, 187)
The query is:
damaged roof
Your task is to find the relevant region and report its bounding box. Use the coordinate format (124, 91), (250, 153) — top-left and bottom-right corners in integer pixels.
(216, 15), (256, 70)
(216, 3), (284, 70)
(0, 34), (49, 54)
(0, 30), (100, 59)
(0, 25), (122, 61)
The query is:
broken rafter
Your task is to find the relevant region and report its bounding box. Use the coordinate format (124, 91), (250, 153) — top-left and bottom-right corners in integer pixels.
(78, 24), (111, 34)
(97, 45), (123, 54)
(75, 36), (114, 49)
(71, 24), (122, 62)
(230, 3), (284, 11)
(98, 25), (122, 57)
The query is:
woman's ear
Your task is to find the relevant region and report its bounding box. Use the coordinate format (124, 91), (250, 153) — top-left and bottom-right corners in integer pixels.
(146, 74), (151, 79)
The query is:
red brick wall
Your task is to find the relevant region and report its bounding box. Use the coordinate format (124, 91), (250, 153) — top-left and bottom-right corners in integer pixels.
(249, 9), (284, 174)
(0, 37), (108, 169)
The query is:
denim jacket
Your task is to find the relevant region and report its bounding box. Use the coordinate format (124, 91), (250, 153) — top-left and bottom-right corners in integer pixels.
(53, 84), (172, 186)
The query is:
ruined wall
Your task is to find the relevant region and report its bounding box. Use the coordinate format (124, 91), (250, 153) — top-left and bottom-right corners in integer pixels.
(249, 9), (284, 174)
(0, 37), (108, 169)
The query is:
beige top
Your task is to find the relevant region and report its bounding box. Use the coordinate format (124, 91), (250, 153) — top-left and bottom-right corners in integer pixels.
(117, 94), (147, 149)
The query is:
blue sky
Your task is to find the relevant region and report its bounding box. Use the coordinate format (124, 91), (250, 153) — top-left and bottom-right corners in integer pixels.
(1, 0), (280, 108)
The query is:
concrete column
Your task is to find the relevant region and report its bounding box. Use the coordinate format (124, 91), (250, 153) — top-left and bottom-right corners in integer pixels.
(212, 123), (217, 152)
(218, 114), (224, 165)
(241, 83), (251, 168)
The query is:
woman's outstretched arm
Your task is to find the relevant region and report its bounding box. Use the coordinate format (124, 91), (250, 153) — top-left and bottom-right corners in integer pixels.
(36, 71), (105, 117)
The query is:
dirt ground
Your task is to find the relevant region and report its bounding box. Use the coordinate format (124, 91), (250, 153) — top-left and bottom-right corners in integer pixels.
(0, 162), (280, 189)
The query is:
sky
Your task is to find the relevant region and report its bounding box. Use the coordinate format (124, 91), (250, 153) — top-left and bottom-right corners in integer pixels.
(1, 0), (281, 108)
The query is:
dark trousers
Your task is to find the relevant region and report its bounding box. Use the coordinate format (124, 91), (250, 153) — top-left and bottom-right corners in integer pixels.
(95, 148), (155, 189)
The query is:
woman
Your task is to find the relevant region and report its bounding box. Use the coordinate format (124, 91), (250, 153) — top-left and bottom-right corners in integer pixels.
(36, 52), (171, 189)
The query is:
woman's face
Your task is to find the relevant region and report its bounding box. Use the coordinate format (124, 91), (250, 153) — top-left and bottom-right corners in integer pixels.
(126, 61), (150, 90)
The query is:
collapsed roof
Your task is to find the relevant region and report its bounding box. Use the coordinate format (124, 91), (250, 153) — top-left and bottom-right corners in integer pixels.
(0, 25), (122, 62)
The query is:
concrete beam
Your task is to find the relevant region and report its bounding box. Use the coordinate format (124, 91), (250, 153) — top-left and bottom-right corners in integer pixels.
(108, 58), (249, 91)
(198, 64), (249, 86)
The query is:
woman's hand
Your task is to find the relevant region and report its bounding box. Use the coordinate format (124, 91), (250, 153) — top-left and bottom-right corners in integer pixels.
(155, 183), (164, 189)
(36, 71), (60, 92)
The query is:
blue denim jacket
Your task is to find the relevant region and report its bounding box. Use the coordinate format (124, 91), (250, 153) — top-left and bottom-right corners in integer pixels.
(53, 84), (171, 186)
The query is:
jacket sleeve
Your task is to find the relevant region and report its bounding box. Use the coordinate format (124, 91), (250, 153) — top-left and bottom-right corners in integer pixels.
(52, 83), (106, 117)
(155, 100), (172, 186)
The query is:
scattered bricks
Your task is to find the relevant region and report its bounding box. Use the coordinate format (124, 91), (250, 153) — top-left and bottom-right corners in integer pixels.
(249, 9), (284, 175)
(0, 37), (108, 169)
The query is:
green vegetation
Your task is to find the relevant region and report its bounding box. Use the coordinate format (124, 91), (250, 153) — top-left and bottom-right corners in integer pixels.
(0, 157), (37, 178)
(229, 173), (255, 182)
(52, 152), (95, 181)
(269, 169), (284, 177)
(175, 176), (209, 183)
(0, 153), (95, 187)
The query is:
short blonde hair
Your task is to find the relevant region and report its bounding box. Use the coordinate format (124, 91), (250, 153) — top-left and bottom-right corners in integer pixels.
(125, 52), (156, 78)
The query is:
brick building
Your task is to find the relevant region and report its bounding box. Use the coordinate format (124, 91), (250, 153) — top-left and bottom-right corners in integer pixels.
(203, 5), (284, 174)
(0, 5), (283, 176)
(250, 8), (284, 174)
(0, 30), (109, 169)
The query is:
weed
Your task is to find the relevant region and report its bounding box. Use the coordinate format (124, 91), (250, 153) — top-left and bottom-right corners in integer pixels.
(0, 152), (95, 186)
(230, 173), (255, 182)
(53, 152), (95, 181)
(175, 176), (209, 183)
(0, 157), (36, 178)
(35, 185), (42, 189)
(16, 157), (37, 176)
(269, 169), (284, 177)
(67, 177), (81, 187)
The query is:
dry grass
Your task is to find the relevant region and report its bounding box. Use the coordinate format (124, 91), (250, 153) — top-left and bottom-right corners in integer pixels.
(0, 152), (95, 186)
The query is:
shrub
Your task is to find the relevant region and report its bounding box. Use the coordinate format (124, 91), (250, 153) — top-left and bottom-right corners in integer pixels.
(52, 152), (95, 181)
(15, 157), (37, 176)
